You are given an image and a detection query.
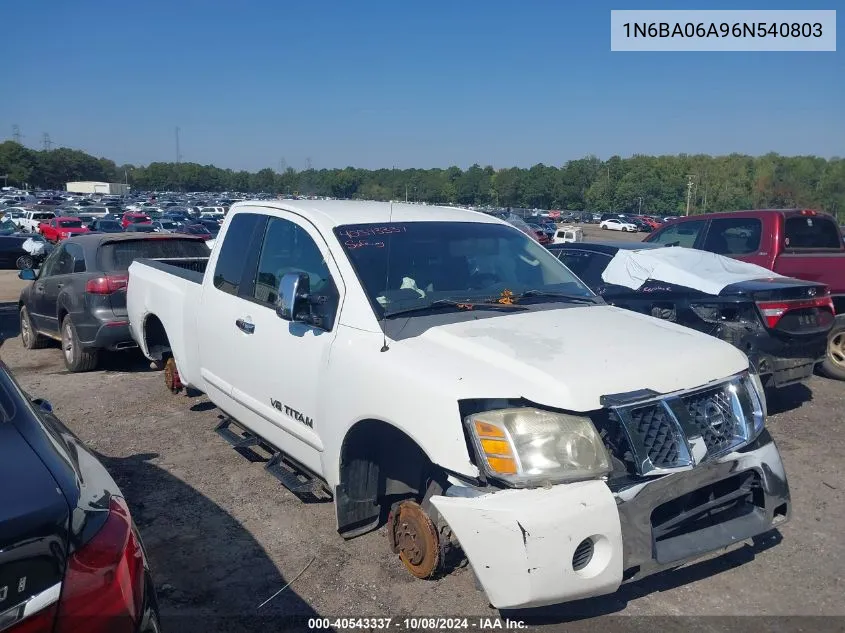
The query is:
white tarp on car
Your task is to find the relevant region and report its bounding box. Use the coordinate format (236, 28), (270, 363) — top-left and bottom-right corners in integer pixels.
(22, 237), (48, 256)
(601, 246), (788, 295)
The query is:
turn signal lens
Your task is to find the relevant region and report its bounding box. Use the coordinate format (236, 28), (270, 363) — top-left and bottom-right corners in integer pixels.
(486, 457), (518, 475)
(474, 421), (505, 438)
(474, 420), (517, 475)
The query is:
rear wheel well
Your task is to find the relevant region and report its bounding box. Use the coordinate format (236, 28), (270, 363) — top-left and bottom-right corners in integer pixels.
(143, 315), (170, 361)
(336, 420), (440, 538)
(832, 296), (845, 318)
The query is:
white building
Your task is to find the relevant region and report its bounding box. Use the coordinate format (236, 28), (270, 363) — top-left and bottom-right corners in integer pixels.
(66, 181), (130, 195)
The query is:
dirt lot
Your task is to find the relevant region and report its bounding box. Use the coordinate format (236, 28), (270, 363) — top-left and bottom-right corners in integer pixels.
(1, 259), (843, 631)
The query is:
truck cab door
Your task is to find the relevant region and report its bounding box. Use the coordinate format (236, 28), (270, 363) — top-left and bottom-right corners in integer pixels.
(200, 210), (342, 477)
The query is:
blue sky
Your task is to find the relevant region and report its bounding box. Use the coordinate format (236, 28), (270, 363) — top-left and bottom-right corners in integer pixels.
(2, 0), (842, 170)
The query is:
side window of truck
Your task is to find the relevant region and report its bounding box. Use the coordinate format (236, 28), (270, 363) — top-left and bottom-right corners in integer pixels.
(701, 218), (762, 255)
(784, 216), (842, 249)
(252, 217), (339, 329)
(650, 220), (705, 248)
(213, 213), (265, 295)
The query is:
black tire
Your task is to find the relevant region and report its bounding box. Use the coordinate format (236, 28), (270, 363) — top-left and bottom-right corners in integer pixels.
(819, 317), (845, 381)
(16, 254), (34, 270)
(61, 315), (99, 372)
(20, 306), (49, 349)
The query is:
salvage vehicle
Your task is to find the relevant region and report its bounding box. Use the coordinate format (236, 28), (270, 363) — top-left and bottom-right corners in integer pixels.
(15, 210), (55, 234)
(600, 218), (637, 232)
(126, 200), (790, 610)
(0, 339), (160, 632)
(0, 234), (52, 270)
(551, 241), (834, 388)
(38, 216), (91, 242)
(645, 209), (845, 381)
(18, 233), (210, 371)
(552, 226), (583, 244)
(121, 212), (152, 229)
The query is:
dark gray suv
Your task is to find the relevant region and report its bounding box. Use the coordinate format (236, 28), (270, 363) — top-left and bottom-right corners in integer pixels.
(18, 233), (210, 371)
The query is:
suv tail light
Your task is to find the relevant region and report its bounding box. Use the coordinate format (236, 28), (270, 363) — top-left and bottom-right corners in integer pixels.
(756, 295), (835, 329)
(85, 274), (128, 295)
(55, 496), (144, 633)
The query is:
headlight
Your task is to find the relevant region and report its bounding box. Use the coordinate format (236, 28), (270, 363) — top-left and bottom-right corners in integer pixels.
(465, 408), (611, 486)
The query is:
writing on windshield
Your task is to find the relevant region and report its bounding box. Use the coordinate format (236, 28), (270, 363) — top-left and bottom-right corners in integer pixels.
(334, 221), (592, 317)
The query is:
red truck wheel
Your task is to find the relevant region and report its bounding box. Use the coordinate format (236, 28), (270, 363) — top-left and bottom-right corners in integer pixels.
(821, 318), (845, 381)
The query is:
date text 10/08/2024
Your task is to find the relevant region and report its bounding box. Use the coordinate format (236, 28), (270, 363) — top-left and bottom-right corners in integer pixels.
(307, 617), (528, 630)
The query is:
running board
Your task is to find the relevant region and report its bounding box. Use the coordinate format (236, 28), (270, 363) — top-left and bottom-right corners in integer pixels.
(214, 417), (331, 502)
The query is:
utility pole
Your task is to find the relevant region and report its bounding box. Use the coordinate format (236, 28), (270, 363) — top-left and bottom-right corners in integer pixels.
(405, 184), (408, 203)
(12, 125), (22, 144)
(175, 126), (182, 163)
(685, 174), (696, 216)
(637, 196), (643, 214)
(42, 133), (53, 151)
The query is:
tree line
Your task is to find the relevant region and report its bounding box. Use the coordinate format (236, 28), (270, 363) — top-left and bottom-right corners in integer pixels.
(1, 141), (843, 218)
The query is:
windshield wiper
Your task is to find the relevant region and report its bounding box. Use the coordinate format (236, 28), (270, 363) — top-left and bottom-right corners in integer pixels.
(383, 299), (527, 318)
(515, 290), (601, 304)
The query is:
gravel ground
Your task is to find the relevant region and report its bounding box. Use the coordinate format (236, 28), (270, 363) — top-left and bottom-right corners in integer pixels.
(1, 234), (843, 631)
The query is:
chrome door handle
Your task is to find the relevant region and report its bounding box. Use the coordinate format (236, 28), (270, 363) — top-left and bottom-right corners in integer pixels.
(235, 318), (255, 334)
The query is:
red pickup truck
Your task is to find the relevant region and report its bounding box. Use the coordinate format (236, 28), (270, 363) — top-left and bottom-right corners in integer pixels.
(645, 209), (845, 381)
(38, 216), (91, 242)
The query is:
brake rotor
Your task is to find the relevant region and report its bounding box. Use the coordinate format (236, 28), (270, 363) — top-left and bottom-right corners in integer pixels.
(391, 501), (440, 579)
(163, 357), (183, 394)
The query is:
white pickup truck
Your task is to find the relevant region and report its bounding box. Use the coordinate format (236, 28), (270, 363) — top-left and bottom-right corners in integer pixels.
(15, 210), (56, 233)
(127, 200), (790, 610)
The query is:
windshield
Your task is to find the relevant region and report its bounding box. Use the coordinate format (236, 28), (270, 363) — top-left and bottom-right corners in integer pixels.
(335, 221), (593, 317)
(129, 215), (150, 223)
(59, 220), (83, 228)
(98, 221), (123, 230)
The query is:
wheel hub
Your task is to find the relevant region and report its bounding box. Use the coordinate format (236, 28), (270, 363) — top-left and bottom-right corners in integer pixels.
(390, 501), (440, 579)
(830, 332), (845, 367)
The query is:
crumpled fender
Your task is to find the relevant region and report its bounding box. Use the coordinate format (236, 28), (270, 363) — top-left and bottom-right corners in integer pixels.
(431, 480), (623, 610)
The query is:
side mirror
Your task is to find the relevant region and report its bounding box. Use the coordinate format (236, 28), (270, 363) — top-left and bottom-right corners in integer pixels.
(276, 272), (311, 322)
(18, 268), (36, 281)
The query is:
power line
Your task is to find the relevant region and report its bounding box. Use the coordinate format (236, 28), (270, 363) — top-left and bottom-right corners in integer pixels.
(42, 133), (53, 151)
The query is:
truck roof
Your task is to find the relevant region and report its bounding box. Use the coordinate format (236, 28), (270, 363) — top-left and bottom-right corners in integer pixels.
(229, 199), (503, 231)
(665, 208), (837, 222)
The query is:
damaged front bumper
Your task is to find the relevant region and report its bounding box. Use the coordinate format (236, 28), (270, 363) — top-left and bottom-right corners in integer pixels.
(431, 431), (789, 610)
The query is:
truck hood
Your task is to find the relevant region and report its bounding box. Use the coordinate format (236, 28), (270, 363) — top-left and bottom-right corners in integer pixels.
(397, 305), (749, 411)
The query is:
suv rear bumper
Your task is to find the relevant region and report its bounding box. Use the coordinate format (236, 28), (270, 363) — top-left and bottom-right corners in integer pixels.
(76, 319), (137, 352)
(432, 432), (788, 610)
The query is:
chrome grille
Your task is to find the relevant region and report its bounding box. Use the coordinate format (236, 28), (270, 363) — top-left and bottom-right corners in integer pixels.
(629, 404), (681, 468)
(683, 387), (742, 455)
(608, 374), (763, 476)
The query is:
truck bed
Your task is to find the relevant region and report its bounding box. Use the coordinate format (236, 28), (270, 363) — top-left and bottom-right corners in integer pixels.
(134, 256), (209, 283)
(127, 256), (210, 388)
